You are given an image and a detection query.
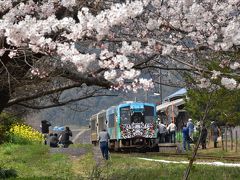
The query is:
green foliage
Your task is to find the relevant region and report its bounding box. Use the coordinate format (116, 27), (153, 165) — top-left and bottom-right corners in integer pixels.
(185, 88), (240, 126)
(176, 131), (183, 142)
(0, 112), (24, 144)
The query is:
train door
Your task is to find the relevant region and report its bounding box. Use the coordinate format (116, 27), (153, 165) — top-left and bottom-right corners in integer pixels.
(97, 110), (107, 135)
(144, 105), (157, 138)
(107, 108), (116, 139)
(90, 115), (97, 145)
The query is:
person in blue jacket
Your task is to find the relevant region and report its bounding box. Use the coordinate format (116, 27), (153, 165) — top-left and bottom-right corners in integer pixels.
(182, 124), (191, 151)
(187, 118), (194, 140)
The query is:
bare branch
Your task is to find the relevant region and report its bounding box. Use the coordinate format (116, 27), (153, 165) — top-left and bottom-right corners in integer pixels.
(16, 93), (117, 110)
(7, 83), (84, 107)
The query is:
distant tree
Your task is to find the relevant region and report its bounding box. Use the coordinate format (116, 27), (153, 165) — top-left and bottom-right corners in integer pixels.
(185, 87), (240, 126)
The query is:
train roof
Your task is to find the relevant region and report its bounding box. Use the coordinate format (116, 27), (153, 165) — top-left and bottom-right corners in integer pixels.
(90, 109), (106, 120)
(118, 101), (156, 108)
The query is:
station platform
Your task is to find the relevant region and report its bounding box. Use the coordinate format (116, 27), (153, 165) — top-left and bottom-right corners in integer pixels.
(158, 143), (179, 153)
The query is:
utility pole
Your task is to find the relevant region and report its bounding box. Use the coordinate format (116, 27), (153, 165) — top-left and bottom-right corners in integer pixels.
(145, 91), (148, 102)
(159, 68), (163, 103)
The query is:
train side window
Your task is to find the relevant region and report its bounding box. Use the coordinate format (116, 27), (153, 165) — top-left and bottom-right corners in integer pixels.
(144, 106), (155, 123)
(91, 120), (96, 131)
(108, 113), (115, 127)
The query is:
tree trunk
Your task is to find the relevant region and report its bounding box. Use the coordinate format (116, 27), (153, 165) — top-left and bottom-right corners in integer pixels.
(183, 128), (202, 180)
(221, 129), (224, 151)
(183, 92), (213, 180)
(225, 126), (228, 152)
(0, 87), (10, 113)
(236, 131), (238, 153)
(230, 127), (233, 151)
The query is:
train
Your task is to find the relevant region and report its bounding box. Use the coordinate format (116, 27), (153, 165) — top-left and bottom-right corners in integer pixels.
(90, 101), (158, 151)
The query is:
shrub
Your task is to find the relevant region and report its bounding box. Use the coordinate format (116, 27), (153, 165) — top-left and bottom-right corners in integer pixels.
(0, 168), (17, 179)
(8, 124), (44, 145)
(0, 113), (23, 143)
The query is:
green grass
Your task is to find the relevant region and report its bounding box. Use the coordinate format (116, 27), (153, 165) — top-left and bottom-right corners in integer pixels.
(0, 143), (74, 179)
(98, 154), (240, 180)
(0, 143), (240, 180)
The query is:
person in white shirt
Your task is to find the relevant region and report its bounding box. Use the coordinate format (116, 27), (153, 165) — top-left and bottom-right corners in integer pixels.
(167, 120), (176, 143)
(157, 120), (167, 143)
(99, 129), (110, 160)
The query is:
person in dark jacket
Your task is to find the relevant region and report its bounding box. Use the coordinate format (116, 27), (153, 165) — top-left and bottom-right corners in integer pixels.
(59, 127), (73, 148)
(200, 124), (208, 149)
(49, 133), (59, 148)
(41, 120), (51, 145)
(211, 121), (219, 148)
(41, 120), (51, 134)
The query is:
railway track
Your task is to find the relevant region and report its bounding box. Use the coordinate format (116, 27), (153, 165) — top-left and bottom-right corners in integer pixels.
(113, 151), (240, 162)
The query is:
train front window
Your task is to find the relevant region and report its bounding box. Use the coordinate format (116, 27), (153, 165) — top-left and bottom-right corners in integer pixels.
(144, 106), (155, 123)
(131, 112), (144, 123)
(120, 106), (130, 124)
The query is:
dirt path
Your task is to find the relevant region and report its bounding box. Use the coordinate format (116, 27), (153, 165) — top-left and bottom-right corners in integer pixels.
(93, 145), (105, 166)
(50, 129), (104, 165)
(72, 129), (88, 143)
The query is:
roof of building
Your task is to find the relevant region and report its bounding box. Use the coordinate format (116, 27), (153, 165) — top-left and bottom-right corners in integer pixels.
(156, 98), (185, 112)
(164, 88), (187, 101)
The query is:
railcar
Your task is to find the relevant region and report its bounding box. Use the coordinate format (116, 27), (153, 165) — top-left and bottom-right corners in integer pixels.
(90, 109), (107, 145)
(90, 101), (158, 151)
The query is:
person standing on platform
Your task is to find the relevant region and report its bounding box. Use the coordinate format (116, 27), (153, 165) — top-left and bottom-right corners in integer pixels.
(211, 121), (219, 148)
(182, 124), (191, 151)
(99, 129), (110, 160)
(157, 120), (167, 143)
(167, 120), (176, 143)
(187, 118), (194, 141)
(200, 124), (208, 149)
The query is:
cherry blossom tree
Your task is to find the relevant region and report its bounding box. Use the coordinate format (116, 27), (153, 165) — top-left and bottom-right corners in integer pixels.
(1, 1), (240, 179)
(0, 0), (240, 113)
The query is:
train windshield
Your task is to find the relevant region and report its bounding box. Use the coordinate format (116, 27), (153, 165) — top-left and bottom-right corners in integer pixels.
(120, 106), (131, 124)
(144, 106), (155, 123)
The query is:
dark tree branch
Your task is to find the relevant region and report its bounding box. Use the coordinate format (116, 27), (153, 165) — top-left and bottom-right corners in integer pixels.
(136, 65), (193, 72)
(6, 83), (84, 107)
(61, 69), (112, 88)
(16, 93), (117, 110)
(153, 80), (184, 88)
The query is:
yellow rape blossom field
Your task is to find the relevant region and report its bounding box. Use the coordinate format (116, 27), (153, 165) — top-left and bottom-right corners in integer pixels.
(9, 123), (44, 144)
